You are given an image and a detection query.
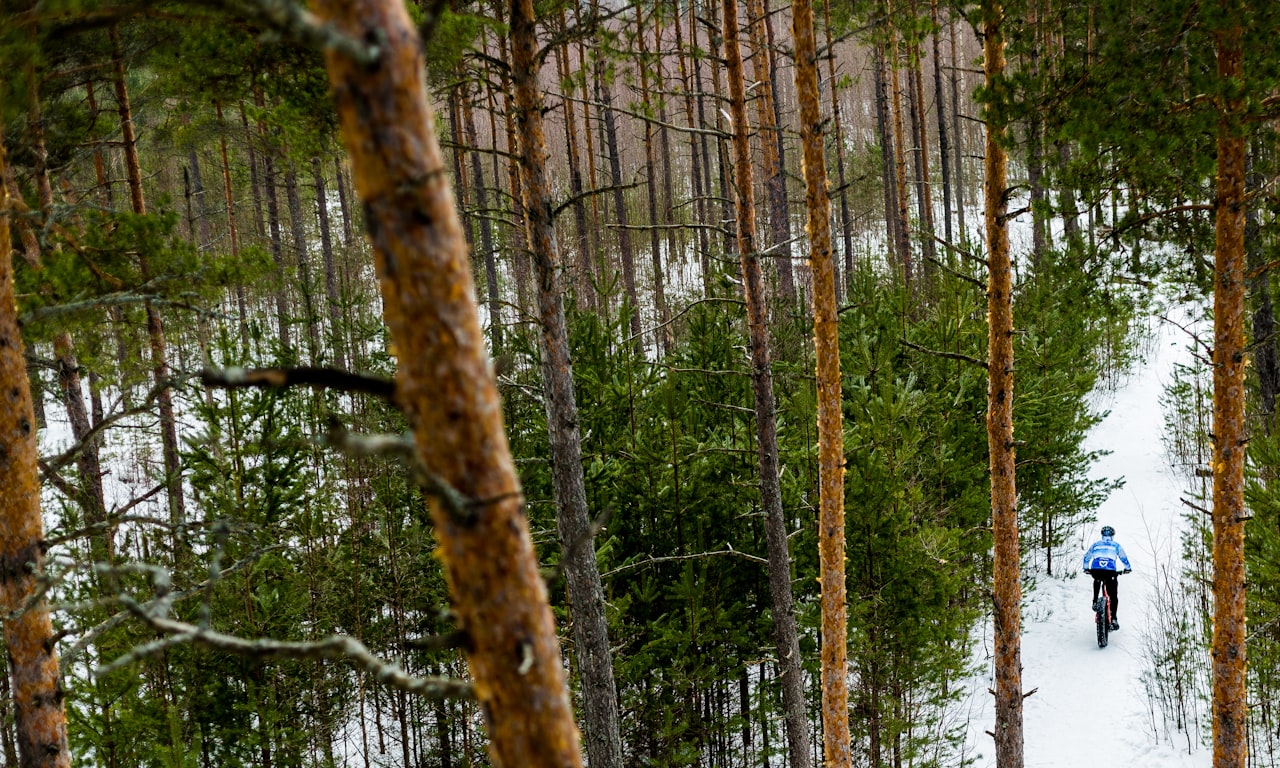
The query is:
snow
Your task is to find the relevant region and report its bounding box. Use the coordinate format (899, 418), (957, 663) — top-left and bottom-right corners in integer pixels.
(959, 306), (1212, 767)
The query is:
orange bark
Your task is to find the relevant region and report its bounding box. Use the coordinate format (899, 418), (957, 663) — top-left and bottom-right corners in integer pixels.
(982, 1), (1024, 766)
(0, 128), (72, 768)
(792, 2), (849, 767)
(1211, 7), (1247, 767)
(310, 3), (582, 767)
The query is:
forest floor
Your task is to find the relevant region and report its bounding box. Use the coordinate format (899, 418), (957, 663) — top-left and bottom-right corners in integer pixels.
(958, 304), (1213, 767)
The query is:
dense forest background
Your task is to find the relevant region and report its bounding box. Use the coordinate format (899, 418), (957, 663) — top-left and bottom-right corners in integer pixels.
(0, 0), (1279, 767)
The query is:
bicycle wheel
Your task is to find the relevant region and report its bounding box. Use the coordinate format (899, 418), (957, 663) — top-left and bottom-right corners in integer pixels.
(1096, 596), (1109, 648)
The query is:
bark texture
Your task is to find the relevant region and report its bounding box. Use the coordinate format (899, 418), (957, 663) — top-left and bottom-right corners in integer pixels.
(982, 2), (1024, 766)
(0, 134), (72, 768)
(1210, 6), (1247, 767)
(311, 3), (583, 766)
(510, 0), (624, 765)
(792, 1), (848, 766)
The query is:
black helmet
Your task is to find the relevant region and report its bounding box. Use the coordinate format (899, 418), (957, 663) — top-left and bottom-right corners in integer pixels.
(1101, 525), (1115, 537)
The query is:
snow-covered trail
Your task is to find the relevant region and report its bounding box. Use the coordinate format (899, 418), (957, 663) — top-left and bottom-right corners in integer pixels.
(960, 310), (1211, 767)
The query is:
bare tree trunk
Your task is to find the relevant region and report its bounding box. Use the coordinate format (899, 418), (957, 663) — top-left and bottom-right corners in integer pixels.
(461, 96), (505, 346)
(908, 44), (937, 271)
(873, 44), (901, 266)
(215, 102), (251, 355)
(706, 0), (736, 258)
(792, 1), (847, 766)
(0, 130), (72, 768)
(312, 157), (347, 370)
(334, 155), (355, 249)
(1210, 6), (1247, 766)
(638, 8), (672, 355)
(654, 11), (682, 317)
(253, 88), (293, 352)
(823, 0), (854, 293)
(552, 15), (595, 313)
(723, 7), (812, 768)
(1247, 145), (1278, 423)
(187, 146), (213, 250)
(949, 19), (966, 243)
(1025, 0), (1047, 263)
(111, 25), (186, 533)
(312, 2), (584, 765)
(286, 161), (321, 362)
(497, 33), (532, 319)
(674, 0), (713, 295)
(886, 15), (914, 291)
(510, 8), (626, 767)
(745, 0), (795, 304)
(931, 0), (953, 247)
(594, 50), (644, 345)
(981, 2), (1023, 765)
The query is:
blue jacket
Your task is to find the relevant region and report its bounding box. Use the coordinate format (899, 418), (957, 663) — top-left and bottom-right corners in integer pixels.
(1083, 536), (1131, 572)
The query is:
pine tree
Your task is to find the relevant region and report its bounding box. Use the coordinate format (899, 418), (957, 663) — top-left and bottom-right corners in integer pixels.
(980, 0), (1025, 765)
(311, 1), (584, 765)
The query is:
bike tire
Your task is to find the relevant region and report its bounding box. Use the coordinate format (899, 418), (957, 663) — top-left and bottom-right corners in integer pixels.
(1096, 596), (1109, 648)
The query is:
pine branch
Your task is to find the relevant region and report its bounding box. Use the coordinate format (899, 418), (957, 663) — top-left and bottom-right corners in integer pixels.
(101, 608), (474, 701)
(554, 181), (643, 220)
(899, 339), (989, 370)
(39, 378), (177, 482)
(602, 548), (768, 578)
(323, 424), (515, 528)
(227, 0), (380, 65)
(61, 547), (282, 671)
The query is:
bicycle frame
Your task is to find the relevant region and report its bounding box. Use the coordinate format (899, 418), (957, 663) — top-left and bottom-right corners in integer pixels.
(1095, 589), (1112, 648)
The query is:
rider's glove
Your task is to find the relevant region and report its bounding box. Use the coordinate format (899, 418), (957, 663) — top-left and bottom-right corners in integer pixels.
(1123, 569), (1132, 574)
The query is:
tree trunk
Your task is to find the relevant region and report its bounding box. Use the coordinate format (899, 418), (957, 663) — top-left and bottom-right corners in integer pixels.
(552, 17), (595, 313)
(461, 96), (504, 346)
(792, 1), (847, 766)
(886, 17), (914, 291)
(111, 25), (186, 534)
(254, 89), (293, 352)
(1247, 145), (1277, 424)
(1025, 0), (1047, 264)
(745, 0), (795, 305)
(187, 146), (213, 250)
(823, 0), (854, 294)
(874, 43), (902, 267)
(981, 2), (1024, 765)
(706, 0), (736, 259)
(497, 34), (532, 319)
(509, 3), (624, 765)
(723, 7), (812, 768)
(54, 334), (113, 562)
(595, 57), (644, 345)
(909, 45), (937, 271)
(674, 0), (713, 295)
(1210, 6), (1247, 767)
(0, 131), (72, 768)
(638, 9), (672, 355)
(312, 2), (584, 766)
(931, 0), (953, 247)
(949, 18), (966, 243)
(215, 102), (251, 355)
(286, 160), (321, 362)
(312, 157), (347, 370)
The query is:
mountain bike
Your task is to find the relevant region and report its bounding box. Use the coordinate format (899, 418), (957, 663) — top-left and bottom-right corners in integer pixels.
(1092, 569), (1128, 648)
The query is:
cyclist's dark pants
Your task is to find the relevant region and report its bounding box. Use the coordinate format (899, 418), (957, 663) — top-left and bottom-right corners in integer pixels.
(1087, 570), (1120, 620)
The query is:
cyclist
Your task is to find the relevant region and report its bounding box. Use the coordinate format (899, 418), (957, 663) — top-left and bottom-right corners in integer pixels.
(1083, 525), (1132, 631)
